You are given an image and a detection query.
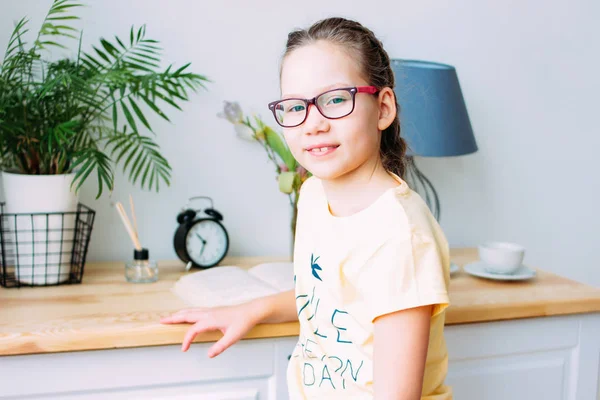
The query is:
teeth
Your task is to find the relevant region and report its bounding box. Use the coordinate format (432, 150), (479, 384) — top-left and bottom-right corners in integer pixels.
(310, 147), (334, 152)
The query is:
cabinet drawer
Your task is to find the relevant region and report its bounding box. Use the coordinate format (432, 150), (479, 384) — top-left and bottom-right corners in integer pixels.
(1, 339), (276, 398)
(445, 314), (579, 360)
(444, 315), (584, 400)
(32, 378), (271, 400)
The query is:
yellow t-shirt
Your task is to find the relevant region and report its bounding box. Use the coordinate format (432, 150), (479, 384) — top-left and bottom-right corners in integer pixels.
(286, 174), (452, 399)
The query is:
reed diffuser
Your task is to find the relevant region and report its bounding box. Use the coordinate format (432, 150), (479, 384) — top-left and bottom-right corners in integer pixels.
(115, 195), (158, 283)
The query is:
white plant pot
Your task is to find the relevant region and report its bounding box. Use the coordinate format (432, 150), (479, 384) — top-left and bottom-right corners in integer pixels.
(1, 172), (78, 285)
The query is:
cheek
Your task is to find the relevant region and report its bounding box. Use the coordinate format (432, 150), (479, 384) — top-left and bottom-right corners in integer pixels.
(283, 130), (303, 159)
(340, 111), (380, 150)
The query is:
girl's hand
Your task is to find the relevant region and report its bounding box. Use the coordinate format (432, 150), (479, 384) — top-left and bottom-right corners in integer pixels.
(160, 302), (262, 357)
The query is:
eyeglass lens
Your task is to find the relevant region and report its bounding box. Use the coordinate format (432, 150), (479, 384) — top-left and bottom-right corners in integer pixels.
(274, 89), (354, 127)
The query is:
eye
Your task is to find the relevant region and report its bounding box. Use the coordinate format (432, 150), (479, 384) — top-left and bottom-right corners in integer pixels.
(326, 96), (346, 105)
(287, 104), (305, 113)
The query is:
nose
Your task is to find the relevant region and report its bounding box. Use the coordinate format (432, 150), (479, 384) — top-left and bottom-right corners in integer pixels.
(302, 103), (329, 135)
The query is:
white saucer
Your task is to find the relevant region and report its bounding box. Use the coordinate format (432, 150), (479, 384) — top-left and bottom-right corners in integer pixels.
(450, 262), (460, 276)
(463, 261), (536, 281)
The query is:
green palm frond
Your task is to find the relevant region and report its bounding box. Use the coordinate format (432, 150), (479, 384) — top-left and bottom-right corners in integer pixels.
(70, 147), (114, 198)
(2, 17), (30, 66)
(107, 132), (171, 192)
(33, 0), (82, 51)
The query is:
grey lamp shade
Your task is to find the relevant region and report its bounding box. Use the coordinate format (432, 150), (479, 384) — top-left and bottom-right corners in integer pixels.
(391, 59), (477, 157)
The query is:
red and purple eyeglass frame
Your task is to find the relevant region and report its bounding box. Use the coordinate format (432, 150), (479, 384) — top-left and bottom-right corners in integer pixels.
(267, 86), (379, 128)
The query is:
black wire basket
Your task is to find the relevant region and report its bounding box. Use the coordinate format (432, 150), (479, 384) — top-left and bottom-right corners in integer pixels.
(0, 203), (96, 288)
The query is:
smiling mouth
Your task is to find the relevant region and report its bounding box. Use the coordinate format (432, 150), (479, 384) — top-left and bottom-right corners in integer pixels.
(306, 145), (340, 154)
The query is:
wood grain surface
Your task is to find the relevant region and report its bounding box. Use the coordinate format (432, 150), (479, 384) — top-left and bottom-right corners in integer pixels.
(1, 248), (599, 356)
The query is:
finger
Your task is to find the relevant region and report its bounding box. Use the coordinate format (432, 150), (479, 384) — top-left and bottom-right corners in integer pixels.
(161, 310), (208, 324)
(208, 327), (242, 358)
(160, 314), (194, 324)
(181, 322), (217, 352)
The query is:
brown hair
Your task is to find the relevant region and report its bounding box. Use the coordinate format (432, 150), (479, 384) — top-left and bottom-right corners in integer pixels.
(281, 17), (407, 178)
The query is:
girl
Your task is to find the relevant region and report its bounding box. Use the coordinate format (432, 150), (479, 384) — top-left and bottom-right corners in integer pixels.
(161, 17), (452, 400)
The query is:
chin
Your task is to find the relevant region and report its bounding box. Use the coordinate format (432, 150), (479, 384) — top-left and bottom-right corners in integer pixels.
(302, 161), (351, 182)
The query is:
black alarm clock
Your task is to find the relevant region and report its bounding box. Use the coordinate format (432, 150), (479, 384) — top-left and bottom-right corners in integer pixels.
(173, 196), (229, 270)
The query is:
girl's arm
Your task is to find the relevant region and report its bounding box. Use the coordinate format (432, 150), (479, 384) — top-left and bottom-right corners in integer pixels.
(373, 305), (433, 400)
(160, 289), (297, 356)
(255, 289), (298, 323)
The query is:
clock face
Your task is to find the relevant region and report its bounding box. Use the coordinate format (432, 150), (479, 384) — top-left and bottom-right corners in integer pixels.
(185, 219), (228, 267)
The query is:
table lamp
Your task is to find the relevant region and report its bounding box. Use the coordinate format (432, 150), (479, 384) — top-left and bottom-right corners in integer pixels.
(391, 59), (478, 221)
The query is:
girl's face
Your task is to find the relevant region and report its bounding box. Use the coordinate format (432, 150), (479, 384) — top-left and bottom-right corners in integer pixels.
(279, 41), (392, 182)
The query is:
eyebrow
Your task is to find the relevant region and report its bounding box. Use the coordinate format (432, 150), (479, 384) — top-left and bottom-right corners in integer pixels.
(282, 82), (353, 99)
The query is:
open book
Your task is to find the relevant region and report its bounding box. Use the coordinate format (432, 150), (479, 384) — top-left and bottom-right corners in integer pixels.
(171, 261), (295, 308)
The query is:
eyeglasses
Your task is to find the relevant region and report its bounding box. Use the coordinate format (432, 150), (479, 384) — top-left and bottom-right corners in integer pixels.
(267, 86), (379, 128)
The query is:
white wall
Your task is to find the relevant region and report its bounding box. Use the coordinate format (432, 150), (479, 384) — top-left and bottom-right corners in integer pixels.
(1, 0), (598, 286)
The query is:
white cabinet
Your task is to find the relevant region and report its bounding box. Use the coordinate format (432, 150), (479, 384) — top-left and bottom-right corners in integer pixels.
(0, 337), (296, 400)
(1, 313), (599, 400)
(445, 313), (600, 400)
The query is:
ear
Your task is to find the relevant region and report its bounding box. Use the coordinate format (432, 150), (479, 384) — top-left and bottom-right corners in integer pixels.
(377, 87), (397, 131)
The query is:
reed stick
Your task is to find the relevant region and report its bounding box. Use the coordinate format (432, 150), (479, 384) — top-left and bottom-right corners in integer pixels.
(116, 201), (142, 250)
(129, 195), (139, 239)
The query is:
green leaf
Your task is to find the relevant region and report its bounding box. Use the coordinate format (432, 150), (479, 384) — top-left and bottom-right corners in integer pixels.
(129, 145), (145, 181)
(129, 98), (152, 132)
(123, 146), (139, 171)
(131, 50), (160, 62)
(174, 62), (190, 76)
(114, 139), (136, 164)
(111, 97), (118, 133)
(48, 3), (83, 14)
(93, 45), (110, 63)
(72, 160), (94, 192)
(70, 152), (93, 171)
(278, 171), (296, 194)
(264, 126), (296, 171)
(125, 55), (159, 68)
(81, 53), (103, 68)
(36, 40), (67, 49)
(154, 90), (182, 111)
(123, 61), (153, 72)
(141, 94), (170, 122)
(115, 35), (126, 50)
(100, 38), (119, 57)
(132, 158), (147, 184)
(47, 16), (80, 21)
(141, 160), (152, 188)
(52, 25), (78, 32)
(135, 25), (146, 43)
(120, 100), (137, 132)
(138, 43), (161, 52)
(3, 17), (29, 61)
(70, 148), (115, 198)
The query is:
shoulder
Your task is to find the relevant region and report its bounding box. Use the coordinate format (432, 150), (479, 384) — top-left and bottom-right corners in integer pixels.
(297, 175), (322, 206)
(382, 179), (447, 247)
(299, 175), (320, 194)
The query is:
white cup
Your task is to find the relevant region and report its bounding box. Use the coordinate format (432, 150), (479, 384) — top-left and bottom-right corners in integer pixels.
(478, 241), (525, 274)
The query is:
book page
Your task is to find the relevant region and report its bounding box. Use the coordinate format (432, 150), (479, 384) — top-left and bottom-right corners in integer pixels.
(171, 266), (280, 308)
(248, 261), (295, 292)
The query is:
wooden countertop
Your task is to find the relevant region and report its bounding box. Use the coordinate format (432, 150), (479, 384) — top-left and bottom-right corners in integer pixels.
(2, 248), (600, 356)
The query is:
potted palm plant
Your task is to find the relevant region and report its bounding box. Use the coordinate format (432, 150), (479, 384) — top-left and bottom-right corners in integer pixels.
(0, 0), (209, 284)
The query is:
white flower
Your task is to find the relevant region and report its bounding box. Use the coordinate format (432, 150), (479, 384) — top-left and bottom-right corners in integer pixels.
(217, 101), (243, 124)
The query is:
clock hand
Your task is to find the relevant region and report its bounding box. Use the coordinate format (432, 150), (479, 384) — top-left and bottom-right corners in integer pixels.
(196, 233), (206, 244)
